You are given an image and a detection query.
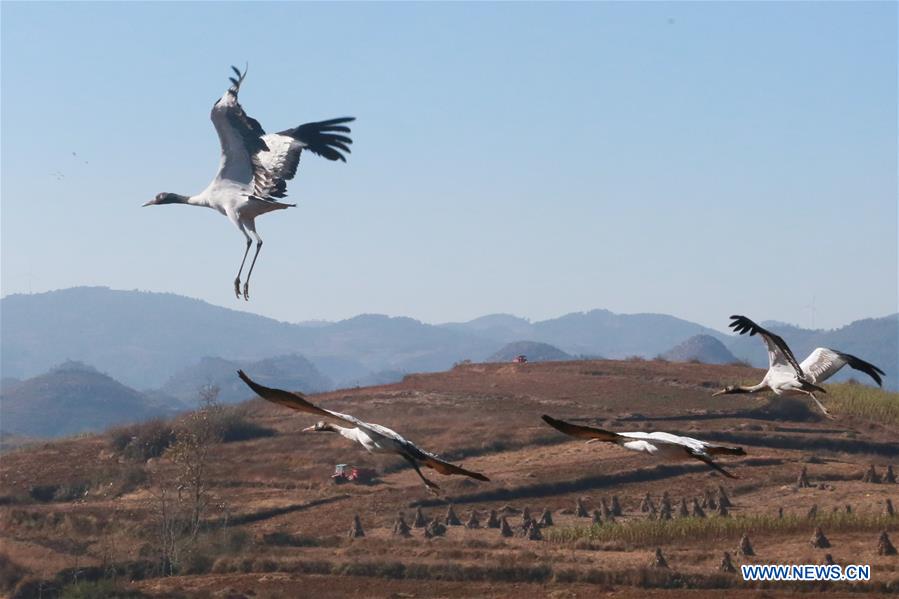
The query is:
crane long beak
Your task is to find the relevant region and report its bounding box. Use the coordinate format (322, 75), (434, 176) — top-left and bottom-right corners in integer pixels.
(712, 390), (726, 397)
(142, 200), (154, 207)
(301, 425), (316, 432)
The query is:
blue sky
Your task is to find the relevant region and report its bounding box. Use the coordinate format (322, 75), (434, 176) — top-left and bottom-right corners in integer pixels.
(2, 2), (896, 331)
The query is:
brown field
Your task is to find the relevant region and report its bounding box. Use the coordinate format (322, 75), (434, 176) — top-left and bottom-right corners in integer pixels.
(1, 359), (898, 598)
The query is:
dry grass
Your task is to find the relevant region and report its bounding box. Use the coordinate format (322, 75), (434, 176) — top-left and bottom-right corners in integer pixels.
(826, 382), (899, 426)
(545, 512), (899, 547)
(4, 359), (899, 598)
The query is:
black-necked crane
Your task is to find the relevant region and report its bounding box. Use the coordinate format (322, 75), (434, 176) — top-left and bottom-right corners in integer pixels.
(237, 371), (489, 493)
(542, 415), (745, 478)
(144, 66), (354, 300)
(714, 315), (885, 417)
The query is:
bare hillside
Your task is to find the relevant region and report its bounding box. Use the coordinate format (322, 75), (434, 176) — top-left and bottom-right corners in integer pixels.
(1, 359), (897, 597)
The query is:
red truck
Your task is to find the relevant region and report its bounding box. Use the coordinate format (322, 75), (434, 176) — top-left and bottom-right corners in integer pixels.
(331, 464), (377, 484)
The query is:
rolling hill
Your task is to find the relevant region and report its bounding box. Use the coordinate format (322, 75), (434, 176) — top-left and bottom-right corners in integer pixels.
(487, 341), (572, 362)
(660, 334), (739, 365)
(0, 361), (178, 438)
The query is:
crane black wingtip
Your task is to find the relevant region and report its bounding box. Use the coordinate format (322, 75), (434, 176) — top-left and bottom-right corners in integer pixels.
(237, 369), (259, 390)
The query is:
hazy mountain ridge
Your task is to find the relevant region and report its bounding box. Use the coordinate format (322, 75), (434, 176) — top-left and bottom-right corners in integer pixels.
(159, 354), (332, 405)
(2, 288), (894, 394)
(0, 288), (490, 388)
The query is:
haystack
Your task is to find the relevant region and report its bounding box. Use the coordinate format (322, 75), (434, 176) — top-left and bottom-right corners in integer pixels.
(393, 513), (411, 537)
(521, 507), (532, 527)
(660, 492), (672, 512)
(811, 527), (830, 548)
(576, 497), (589, 518)
(601, 497), (614, 522)
(678, 498), (689, 518)
(862, 465), (881, 484)
(486, 509), (501, 528)
(884, 465), (897, 484)
(348, 514), (365, 539)
(691, 498), (706, 518)
(611, 495), (623, 516)
(659, 501), (672, 520)
(527, 524), (543, 541)
(738, 533), (754, 556)
(413, 507), (428, 528)
(719, 551), (736, 573)
(651, 547), (669, 568)
(425, 520), (447, 538)
(717, 485), (732, 508)
(878, 531), (897, 556)
(538, 508), (554, 527)
(796, 466), (812, 488)
(445, 504), (461, 526)
(465, 510), (480, 529)
(500, 517), (513, 537)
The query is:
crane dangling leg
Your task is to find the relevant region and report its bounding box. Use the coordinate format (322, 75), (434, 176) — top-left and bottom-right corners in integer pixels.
(403, 455), (440, 495)
(242, 226), (263, 301)
(234, 236), (252, 300)
(807, 393), (833, 419)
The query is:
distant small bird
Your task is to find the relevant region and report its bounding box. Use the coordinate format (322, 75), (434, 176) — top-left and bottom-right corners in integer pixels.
(144, 65), (354, 300)
(714, 315), (885, 417)
(542, 415), (745, 478)
(237, 370), (489, 493)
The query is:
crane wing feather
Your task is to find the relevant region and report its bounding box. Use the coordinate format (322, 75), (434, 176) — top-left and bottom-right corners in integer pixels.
(800, 348), (884, 386)
(728, 315), (804, 375)
(237, 370), (358, 426)
(252, 118), (356, 200)
(238, 370), (486, 481)
(542, 415), (622, 442)
(410, 446), (490, 481)
(237, 371), (412, 444)
(210, 66), (268, 184)
(688, 450), (738, 479)
(208, 66), (354, 200)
